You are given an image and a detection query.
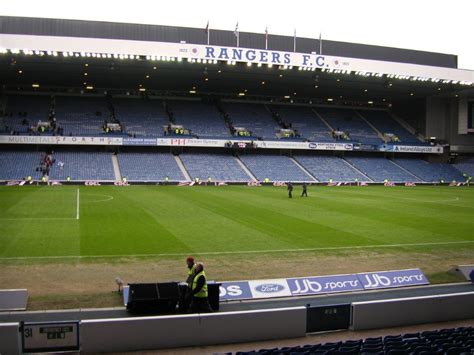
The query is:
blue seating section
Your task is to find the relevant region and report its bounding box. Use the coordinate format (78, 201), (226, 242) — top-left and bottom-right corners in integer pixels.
(3, 95), (50, 134)
(236, 326), (474, 355)
(359, 109), (422, 144)
(345, 157), (420, 182)
(56, 96), (109, 136)
(180, 153), (249, 181)
(240, 155), (315, 182)
(49, 152), (115, 181)
(0, 151), (43, 180)
(168, 100), (230, 138)
(454, 157), (474, 177)
(316, 107), (383, 144)
(224, 103), (279, 139)
(295, 155), (370, 182)
(117, 152), (185, 181)
(394, 158), (466, 182)
(113, 98), (169, 137)
(270, 105), (334, 142)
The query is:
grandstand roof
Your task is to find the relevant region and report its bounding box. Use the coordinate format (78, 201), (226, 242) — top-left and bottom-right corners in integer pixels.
(1, 16), (473, 105)
(0, 16), (458, 68)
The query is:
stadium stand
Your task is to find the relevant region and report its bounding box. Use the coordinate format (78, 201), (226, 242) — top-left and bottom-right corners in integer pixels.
(0, 151), (43, 180)
(454, 157), (474, 177)
(270, 105), (334, 142)
(394, 158), (466, 182)
(358, 109), (422, 144)
(49, 151), (115, 181)
(223, 102), (280, 139)
(315, 107), (383, 144)
(295, 155), (371, 182)
(180, 153), (249, 181)
(239, 154), (315, 182)
(55, 96), (111, 136)
(112, 98), (169, 137)
(235, 326), (474, 355)
(117, 152), (185, 181)
(167, 100), (230, 138)
(3, 95), (50, 134)
(345, 156), (421, 182)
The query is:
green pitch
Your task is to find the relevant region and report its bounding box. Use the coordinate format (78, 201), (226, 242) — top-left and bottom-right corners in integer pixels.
(1, 185), (473, 260)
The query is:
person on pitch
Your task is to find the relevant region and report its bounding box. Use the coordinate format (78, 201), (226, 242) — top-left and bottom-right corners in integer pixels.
(287, 182), (293, 198)
(301, 182), (308, 197)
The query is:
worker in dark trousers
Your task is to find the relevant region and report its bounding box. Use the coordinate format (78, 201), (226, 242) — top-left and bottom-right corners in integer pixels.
(301, 182), (308, 197)
(189, 263), (212, 313)
(180, 256), (196, 312)
(287, 182), (293, 198)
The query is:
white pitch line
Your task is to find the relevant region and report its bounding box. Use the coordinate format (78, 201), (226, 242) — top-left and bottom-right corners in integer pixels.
(76, 188), (80, 220)
(0, 240), (473, 261)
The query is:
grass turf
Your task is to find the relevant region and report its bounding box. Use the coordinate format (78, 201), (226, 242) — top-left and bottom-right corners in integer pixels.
(0, 185), (473, 260)
(1, 184), (473, 309)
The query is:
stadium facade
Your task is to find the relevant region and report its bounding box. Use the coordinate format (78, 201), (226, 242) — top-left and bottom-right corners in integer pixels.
(1, 16), (474, 184)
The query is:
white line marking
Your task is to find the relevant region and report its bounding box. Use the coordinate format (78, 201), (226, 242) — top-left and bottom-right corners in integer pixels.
(80, 194), (114, 203)
(0, 217), (76, 221)
(0, 240), (473, 260)
(76, 188), (80, 220)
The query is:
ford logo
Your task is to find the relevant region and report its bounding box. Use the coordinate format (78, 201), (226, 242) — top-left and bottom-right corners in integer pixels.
(308, 142), (317, 149)
(255, 284), (285, 293)
(344, 144), (352, 150)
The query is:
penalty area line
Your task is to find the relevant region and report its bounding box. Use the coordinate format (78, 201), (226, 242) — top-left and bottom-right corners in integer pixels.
(0, 240), (473, 261)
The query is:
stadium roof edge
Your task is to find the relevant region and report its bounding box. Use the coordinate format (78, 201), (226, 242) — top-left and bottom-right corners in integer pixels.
(0, 15), (458, 69)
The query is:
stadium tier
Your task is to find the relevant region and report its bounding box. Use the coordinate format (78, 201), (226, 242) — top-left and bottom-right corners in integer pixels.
(294, 155), (370, 182)
(49, 151), (115, 181)
(315, 107), (384, 144)
(3, 94), (51, 134)
(112, 98), (169, 137)
(239, 154), (315, 182)
(167, 100), (230, 138)
(0, 95), (433, 145)
(394, 158), (466, 182)
(358, 109), (422, 144)
(180, 153), (250, 181)
(237, 326), (474, 355)
(345, 156), (421, 182)
(117, 152), (185, 181)
(270, 105), (334, 142)
(55, 96), (112, 136)
(223, 102), (280, 139)
(0, 151), (43, 180)
(453, 157), (474, 177)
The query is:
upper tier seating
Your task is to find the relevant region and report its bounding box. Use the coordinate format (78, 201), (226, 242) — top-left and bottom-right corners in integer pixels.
(316, 107), (383, 144)
(358, 109), (422, 144)
(55, 96), (110, 136)
(270, 105), (334, 142)
(3, 95), (51, 134)
(167, 100), (230, 138)
(224, 103), (279, 139)
(113, 98), (169, 137)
